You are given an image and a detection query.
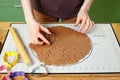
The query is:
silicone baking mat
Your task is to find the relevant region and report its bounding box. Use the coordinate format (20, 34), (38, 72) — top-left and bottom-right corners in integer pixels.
(0, 23), (120, 73)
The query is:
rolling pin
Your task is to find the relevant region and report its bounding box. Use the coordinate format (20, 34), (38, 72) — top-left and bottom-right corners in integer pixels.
(9, 27), (32, 65)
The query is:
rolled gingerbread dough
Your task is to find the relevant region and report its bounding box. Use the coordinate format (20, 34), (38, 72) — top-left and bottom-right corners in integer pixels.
(29, 26), (91, 66)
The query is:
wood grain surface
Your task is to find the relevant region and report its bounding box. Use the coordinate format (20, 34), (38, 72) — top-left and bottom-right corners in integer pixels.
(0, 22), (10, 50)
(112, 23), (120, 44)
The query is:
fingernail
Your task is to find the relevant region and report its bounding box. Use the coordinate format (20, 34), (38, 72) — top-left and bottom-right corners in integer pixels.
(48, 42), (50, 45)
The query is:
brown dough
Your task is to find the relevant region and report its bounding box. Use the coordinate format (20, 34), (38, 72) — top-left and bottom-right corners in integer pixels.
(29, 26), (91, 66)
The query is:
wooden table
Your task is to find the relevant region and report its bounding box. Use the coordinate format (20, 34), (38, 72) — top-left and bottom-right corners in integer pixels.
(0, 22), (120, 80)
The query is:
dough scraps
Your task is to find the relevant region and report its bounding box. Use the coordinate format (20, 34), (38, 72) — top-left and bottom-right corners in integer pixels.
(29, 26), (91, 66)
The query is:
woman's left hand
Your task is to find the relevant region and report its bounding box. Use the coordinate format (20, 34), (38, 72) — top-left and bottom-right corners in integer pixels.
(74, 10), (94, 33)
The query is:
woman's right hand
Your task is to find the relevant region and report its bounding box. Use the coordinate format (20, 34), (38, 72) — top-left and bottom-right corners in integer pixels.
(27, 19), (52, 45)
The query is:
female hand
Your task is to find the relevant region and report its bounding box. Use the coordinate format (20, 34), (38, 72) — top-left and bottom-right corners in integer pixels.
(28, 19), (51, 45)
(74, 10), (94, 33)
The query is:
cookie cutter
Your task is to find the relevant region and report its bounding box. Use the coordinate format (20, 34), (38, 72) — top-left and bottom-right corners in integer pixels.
(45, 34), (55, 44)
(3, 52), (19, 69)
(0, 65), (28, 80)
(10, 71), (28, 80)
(30, 49), (49, 76)
(31, 64), (49, 77)
(0, 65), (11, 80)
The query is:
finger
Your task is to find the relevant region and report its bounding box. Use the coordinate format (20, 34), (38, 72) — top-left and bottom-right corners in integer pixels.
(33, 37), (44, 45)
(78, 19), (86, 32)
(34, 39), (44, 45)
(41, 26), (52, 34)
(38, 33), (50, 45)
(30, 38), (35, 44)
(85, 21), (94, 33)
(82, 18), (90, 33)
(74, 17), (81, 27)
